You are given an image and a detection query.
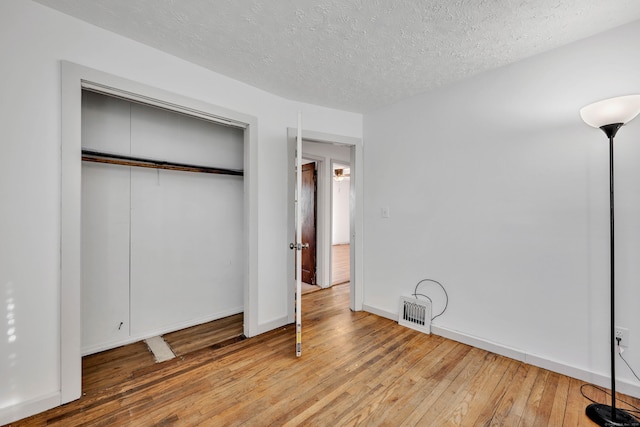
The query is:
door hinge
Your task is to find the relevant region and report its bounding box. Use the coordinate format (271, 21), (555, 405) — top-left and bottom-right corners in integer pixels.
(289, 243), (309, 250)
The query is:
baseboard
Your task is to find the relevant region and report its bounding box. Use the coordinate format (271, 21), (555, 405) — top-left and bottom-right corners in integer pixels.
(362, 304), (640, 399)
(525, 352), (640, 398)
(256, 315), (291, 335)
(431, 325), (526, 363)
(0, 391), (60, 425)
(362, 303), (396, 321)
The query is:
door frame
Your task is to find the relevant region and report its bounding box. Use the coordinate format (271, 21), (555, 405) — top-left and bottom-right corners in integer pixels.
(302, 154), (350, 289)
(287, 128), (363, 315)
(301, 154), (329, 287)
(300, 162), (318, 285)
(61, 61), (259, 403)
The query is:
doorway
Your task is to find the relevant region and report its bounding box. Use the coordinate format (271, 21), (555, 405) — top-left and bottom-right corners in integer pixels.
(80, 90), (245, 356)
(301, 162), (317, 286)
(331, 162), (351, 286)
(287, 128), (363, 321)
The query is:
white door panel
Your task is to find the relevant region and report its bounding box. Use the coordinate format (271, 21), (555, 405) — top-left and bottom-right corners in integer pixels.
(130, 103), (243, 170)
(130, 168), (244, 335)
(295, 113), (302, 356)
(81, 162), (130, 354)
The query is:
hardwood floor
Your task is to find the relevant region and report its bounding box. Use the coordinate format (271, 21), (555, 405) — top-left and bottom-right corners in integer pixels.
(332, 243), (350, 285)
(302, 243), (350, 292)
(81, 340), (156, 397)
(8, 283), (640, 426)
(301, 281), (321, 294)
(79, 313), (245, 399)
(163, 313), (244, 357)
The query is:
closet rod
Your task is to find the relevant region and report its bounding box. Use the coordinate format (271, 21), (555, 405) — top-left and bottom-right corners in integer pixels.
(81, 149), (244, 176)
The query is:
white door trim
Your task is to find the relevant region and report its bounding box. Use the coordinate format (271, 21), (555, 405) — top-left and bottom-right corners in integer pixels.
(61, 61), (259, 404)
(300, 154), (328, 288)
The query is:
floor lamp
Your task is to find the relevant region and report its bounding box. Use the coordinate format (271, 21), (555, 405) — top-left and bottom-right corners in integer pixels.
(580, 94), (640, 427)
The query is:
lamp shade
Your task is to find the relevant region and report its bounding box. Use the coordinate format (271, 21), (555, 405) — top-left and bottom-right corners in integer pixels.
(580, 95), (640, 128)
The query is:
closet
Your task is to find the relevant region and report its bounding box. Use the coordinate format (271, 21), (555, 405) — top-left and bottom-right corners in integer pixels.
(80, 90), (244, 355)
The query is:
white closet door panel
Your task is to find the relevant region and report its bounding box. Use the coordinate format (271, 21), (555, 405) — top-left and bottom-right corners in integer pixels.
(81, 163), (131, 354)
(81, 91), (131, 153)
(130, 168), (243, 335)
(130, 103), (243, 170)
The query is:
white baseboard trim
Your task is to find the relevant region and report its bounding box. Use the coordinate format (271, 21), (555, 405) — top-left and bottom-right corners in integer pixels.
(362, 304), (640, 399)
(362, 303), (396, 321)
(256, 315), (290, 335)
(431, 324), (526, 363)
(0, 391), (60, 425)
(524, 352), (640, 398)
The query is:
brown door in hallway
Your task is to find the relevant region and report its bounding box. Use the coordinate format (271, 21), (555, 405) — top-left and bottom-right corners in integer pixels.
(301, 162), (317, 284)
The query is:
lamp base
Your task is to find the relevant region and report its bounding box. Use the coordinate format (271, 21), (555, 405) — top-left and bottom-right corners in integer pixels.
(586, 403), (640, 426)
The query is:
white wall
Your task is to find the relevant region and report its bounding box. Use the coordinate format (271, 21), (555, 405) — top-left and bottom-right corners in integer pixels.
(332, 175), (351, 245)
(363, 20), (640, 396)
(0, 0), (361, 423)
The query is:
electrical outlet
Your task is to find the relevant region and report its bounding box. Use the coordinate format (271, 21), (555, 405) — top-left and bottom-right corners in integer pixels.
(615, 326), (629, 347)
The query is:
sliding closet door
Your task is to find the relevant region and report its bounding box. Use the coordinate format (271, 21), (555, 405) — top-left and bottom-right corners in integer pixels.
(129, 168), (243, 333)
(81, 91), (244, 354)
(81, 93), (131, 354)
(129, 104), (244, 335)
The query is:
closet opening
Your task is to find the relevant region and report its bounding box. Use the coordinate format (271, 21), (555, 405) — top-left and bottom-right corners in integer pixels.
(61, 62), (259, 404)
(79, 89), (246, 384)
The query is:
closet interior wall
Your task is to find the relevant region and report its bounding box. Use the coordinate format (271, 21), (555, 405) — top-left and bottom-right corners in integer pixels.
(81, 90), (244, 355)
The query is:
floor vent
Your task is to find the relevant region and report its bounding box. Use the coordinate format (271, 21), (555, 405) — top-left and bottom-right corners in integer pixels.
(398, 296), (431, 334)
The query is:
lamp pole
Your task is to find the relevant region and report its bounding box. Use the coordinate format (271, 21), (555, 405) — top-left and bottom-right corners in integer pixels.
(581, 94), (640, 427)
(604, 123), (622, 419)
(585, 122), (640, 426)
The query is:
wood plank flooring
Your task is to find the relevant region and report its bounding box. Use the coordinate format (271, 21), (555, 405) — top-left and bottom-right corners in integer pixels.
(163, 313), (244, 357)
(81, 341), (155, 397)
(77, 313), (246, 401)
(8, 283), (640, 426)
(302, 243), (350, 293)
(332, 243), (350, 285)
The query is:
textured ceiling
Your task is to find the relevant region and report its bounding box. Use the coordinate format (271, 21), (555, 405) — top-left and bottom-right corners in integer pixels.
(33, 0), (640, 112)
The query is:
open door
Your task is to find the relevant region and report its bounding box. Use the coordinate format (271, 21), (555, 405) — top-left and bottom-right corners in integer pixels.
(289, 113), (304, 357)
(286, 124), (363, 358)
